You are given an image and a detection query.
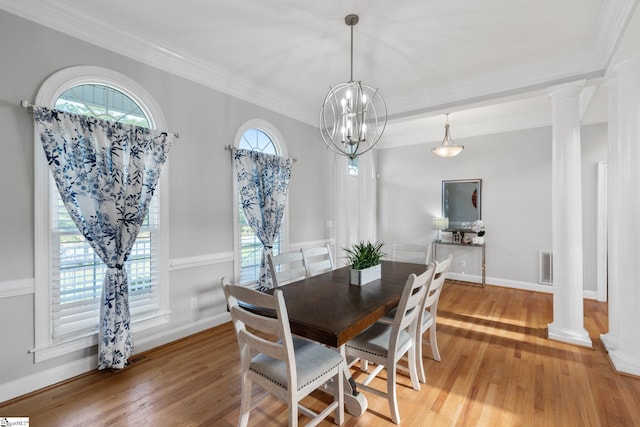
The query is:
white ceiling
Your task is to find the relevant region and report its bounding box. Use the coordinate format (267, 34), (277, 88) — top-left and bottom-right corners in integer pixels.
(2, 0), (639, 149)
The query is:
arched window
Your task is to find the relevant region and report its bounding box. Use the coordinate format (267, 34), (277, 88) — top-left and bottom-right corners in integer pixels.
(233, 120), (288, 286)
(33, 66), (169, 361)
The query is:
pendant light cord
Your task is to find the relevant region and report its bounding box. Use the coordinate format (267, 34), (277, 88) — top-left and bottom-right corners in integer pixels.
(350, 24), (354, 82)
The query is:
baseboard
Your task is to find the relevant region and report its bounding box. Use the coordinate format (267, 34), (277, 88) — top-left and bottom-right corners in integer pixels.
(547, 322), (593, 348)
(0, 355), (97, 403)
(482, 277), (553, 293)
(446, 272), (483, 285)
(133, 312), (230, 353)
(609, 349), (640, 377)
(582, 290), (598, 300)
(0, 313), (231, 404)
(600, 332), (618, 352)
(484, 277), (598, 300)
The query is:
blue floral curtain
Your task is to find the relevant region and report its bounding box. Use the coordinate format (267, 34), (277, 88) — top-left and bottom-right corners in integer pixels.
(33, 107), (174, 369)
(234, 148), (292, 291)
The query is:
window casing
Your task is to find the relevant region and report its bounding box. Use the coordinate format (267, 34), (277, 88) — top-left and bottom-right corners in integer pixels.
(33, 66), (170, 361)
(233, 120), (289, 286)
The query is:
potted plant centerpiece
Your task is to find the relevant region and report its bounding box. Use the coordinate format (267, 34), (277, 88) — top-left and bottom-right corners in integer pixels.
(344, 241), (385, 286)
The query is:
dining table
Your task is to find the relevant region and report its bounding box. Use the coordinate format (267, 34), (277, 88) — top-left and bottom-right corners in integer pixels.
(263, 260), (430, 416)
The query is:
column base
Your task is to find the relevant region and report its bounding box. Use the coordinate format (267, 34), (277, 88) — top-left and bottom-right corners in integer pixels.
(600, 332), (618, 352)
(609, 349), (640, 377)
(547, 322), (593, 348)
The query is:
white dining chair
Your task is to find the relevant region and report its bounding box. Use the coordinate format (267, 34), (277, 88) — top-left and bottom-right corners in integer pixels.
(414, 254), (452, 382)
(223, 281), (344, 427)
(344, 267), (431, 424)
(390, 241), (432, 265)
(267, 249), (307, 288)
(302, 244), (335, 277)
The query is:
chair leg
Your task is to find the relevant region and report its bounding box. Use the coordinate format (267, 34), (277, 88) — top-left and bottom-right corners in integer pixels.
(407, 345), (420, 391)
(334, 369), (345, 425)
(430, 324), (441, 362)
(239, 374), (252, 427)
(416, 332), (426, 384)
(387, 362), (401, 425)
(288, 399), (298, 427)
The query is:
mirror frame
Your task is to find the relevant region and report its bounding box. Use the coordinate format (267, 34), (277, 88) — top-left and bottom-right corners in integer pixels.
(442, 179), (482, 231)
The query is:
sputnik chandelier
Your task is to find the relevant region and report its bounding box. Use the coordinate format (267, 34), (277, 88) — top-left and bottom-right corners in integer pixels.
(319, 14), (387, 160)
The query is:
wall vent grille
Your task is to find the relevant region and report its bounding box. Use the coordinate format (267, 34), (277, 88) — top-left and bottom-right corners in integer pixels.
(539, 250), (553, 285)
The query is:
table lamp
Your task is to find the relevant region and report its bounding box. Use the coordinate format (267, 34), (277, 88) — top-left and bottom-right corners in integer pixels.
(433, 217), (449, 242)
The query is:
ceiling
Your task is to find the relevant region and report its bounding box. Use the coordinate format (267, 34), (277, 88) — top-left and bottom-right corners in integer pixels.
(2, 0), (639, 149)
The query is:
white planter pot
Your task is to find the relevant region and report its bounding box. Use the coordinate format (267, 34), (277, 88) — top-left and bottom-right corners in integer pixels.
(350, 264), (381, 286)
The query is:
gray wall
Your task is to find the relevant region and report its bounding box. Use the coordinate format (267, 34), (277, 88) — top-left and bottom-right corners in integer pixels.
(0, 10), (332, 395)
(377, 123), (607, 290)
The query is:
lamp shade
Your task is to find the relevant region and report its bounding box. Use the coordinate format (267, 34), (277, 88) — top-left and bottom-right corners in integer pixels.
(432, 143), (464, 157)
(432, 115), (464, 158)
(433, 217), (449, 231)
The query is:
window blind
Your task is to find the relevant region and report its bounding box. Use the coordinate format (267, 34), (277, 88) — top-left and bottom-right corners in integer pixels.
(50, 188), (160, 341)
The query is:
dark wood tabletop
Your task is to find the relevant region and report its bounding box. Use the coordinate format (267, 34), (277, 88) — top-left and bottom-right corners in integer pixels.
(269, 260), (429, 347)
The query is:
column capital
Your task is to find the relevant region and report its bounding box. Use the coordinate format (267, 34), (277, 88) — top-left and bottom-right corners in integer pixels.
(547, 80), (586, 99)
(611, 54), (640, 76)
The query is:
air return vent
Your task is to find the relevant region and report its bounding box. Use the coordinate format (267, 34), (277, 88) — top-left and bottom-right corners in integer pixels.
(539, 250), (553, 285)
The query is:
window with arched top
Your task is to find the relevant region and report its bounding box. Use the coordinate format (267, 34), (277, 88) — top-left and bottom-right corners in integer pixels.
(33, 66), (169, 361)
(233, 120), (289, 286)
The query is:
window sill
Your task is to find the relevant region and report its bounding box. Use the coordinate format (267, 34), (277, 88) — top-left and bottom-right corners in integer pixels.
(31, 310), (171, 363)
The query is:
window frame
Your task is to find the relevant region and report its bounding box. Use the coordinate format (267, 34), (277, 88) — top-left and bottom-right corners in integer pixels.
(232, 119), (290, 287)
(33, 66), (171, 362)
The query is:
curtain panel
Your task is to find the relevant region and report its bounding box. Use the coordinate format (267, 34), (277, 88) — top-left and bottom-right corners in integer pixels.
(33, 107), (174, 369)
(234, 148), (292, 291)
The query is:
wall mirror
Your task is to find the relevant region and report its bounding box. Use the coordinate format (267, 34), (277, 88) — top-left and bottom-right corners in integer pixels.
(442, 179), (482, 231)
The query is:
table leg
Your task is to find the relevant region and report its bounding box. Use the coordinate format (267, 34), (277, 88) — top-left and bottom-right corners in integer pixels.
(339, 345), (367, 416)
(323, 345), (368, 417)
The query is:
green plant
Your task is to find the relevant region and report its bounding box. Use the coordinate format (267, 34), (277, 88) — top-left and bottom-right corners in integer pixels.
(344, 241), (385, 270)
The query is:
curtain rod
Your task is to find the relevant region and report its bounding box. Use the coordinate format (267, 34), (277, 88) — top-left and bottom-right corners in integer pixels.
(20, 99), (34, 110)
(20, 100), (180, 139)
(224, 145), (297, 162)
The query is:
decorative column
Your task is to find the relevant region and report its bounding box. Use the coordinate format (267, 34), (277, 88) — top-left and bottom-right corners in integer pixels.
(547, 80), (592, 348)
(600, 77), (619, 352)
(606, 56), (640, 376)
(357, 151), (377, 243)
(333, 154), (350, 267)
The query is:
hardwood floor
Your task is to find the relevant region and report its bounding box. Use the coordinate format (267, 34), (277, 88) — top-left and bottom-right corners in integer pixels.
(2, 283), (639, 426)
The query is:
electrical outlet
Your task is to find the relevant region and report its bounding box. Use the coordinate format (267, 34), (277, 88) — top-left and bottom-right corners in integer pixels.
(461, 260), (466, 268)
(190, 297), (198, 309)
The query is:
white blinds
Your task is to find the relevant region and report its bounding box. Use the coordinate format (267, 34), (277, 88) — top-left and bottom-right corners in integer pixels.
(50, 187), (160, 341)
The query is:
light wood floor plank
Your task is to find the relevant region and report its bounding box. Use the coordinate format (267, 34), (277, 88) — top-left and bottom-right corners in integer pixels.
(2, 282), (640, 426)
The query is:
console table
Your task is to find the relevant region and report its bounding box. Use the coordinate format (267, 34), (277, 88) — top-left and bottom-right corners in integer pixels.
(432, 240), (486, 287)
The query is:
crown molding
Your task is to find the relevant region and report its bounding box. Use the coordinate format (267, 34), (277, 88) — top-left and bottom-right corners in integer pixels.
(1, 0), (633, 130)
(594, 0), (639, 65)
(388, 49), (605, 119)
(373, 0), (636, 119)
(379, 112), (552, 150)
(0, 0), (317, 126)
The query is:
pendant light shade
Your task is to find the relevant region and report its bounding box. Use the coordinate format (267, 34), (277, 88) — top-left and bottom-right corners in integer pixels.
(432, 114), (464, 157)
(320, 14), (387, 160)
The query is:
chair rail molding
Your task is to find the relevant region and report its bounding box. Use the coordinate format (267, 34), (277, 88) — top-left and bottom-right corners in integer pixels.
(0, 278), (35, 298)
(169, 252), (234, 271)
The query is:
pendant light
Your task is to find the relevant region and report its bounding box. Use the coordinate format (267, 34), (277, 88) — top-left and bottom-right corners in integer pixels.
(432, 114), (464, 157)
(319, 14), (387, 160)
